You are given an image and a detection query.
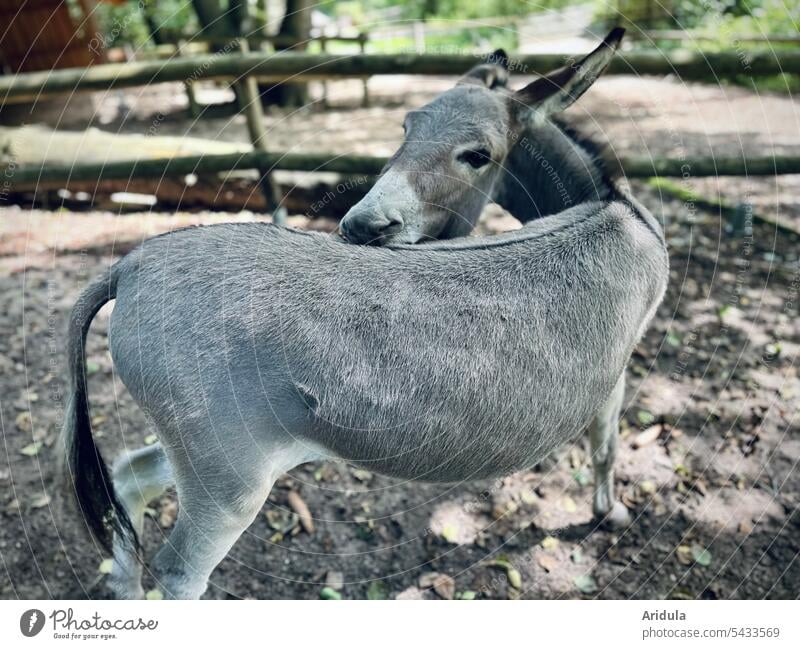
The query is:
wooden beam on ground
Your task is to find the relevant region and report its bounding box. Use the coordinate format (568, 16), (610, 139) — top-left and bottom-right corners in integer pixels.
(2, 49), (799, 102)
(648, 177), (800, 238)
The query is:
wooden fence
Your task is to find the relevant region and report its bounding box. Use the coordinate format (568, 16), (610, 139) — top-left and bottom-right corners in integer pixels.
(2, 46), (799, 222)
(3, 49), (799, 102)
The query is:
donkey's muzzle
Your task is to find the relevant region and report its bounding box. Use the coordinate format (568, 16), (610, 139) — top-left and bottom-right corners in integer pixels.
(340, 208), (404, 245)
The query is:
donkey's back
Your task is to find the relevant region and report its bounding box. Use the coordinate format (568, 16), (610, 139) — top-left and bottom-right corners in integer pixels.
(108, 197), (666, 483)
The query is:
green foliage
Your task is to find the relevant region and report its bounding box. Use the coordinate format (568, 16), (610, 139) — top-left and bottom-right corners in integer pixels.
(324, 0), (567, 22)
(94, 0), (199, 49)
(145, 0), (200, 35)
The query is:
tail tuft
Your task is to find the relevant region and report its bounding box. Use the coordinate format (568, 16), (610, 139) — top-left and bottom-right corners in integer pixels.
(59, 269), (139, 556)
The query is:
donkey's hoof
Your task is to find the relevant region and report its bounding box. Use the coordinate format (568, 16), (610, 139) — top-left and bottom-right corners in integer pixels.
(595, 501), (631, 530)
(107, 576), (145, 600)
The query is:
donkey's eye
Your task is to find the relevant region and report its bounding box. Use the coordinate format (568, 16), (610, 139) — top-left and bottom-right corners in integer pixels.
(458, 148), (492, 169)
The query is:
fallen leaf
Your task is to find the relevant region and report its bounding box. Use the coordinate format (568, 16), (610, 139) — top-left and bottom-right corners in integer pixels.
(457, 591), (477, 600)
(367, 580), (389, 600)
(30, 494), (51, 509)
(287, 490), (314, 534)
(145, 589), (163, 600)
(675, 545), (693, 565)
(144, 434), (158, 445)
(691, 544), (712, 567)
(632, 424), (662, 449)
(351, 469), (373, 483)
(572, 469), (590, 487)
(506, 568), (522, 590)
(319, 586), (342, 600)
(15, 412), (32, 432)
(325, 571), (344, 592)
(98, 559), (113, 575)
(764, 342), (781, 360)
(20, 442), (43, 457)
(639, 480), (657, 495)
(265, 508), (298, 534)
(574, 574), (597, 594)
(674, 464), (691, 477)
(487, 560), (521, 591)
(637, 410), (656, 426)
(541, 536), (560, 551)
(432, 574), (455, 600)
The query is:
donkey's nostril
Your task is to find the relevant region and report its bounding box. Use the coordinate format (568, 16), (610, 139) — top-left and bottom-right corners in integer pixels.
(372, 212), (404, 241)
(385, 209), (403, 227)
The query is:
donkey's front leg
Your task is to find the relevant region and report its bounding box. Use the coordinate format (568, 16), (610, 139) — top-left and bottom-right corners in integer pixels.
(588, 373), (630, 529)
(110, 442), (174, 599)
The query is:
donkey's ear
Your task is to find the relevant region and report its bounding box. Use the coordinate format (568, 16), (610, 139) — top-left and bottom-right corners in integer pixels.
(487, 49), (510, 71)
(513, 28), (624, 122)
(459, 49), (510, 89)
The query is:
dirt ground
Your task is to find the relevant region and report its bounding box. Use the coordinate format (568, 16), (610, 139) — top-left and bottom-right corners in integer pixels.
(1, 76), (799, 600)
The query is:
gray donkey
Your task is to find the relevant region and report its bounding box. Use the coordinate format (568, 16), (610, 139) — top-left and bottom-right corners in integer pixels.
(62, 28), (668, 599)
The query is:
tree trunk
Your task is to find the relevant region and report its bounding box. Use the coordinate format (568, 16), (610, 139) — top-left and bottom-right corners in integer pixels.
(263, 0), (313, 107)
(191, 0), (240, 41)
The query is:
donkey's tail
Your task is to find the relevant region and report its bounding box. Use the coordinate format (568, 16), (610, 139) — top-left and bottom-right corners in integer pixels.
(59, 266), (138, 556)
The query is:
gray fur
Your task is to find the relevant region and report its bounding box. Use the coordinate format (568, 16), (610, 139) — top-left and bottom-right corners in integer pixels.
(109, 204), (664, 482)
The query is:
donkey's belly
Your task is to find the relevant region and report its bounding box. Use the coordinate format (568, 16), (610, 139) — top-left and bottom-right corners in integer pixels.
(343, 432), (572, 482)
(307, 399), (597, 483)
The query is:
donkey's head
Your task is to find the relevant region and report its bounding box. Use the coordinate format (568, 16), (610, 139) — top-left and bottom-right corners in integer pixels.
(339, 28), (624, 245)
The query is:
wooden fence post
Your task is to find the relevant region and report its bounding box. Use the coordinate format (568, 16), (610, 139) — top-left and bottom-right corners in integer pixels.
(320, 36), (329, 108)
(233, 39), (286, 223)
(359, 32), (370, 108)
(178, 39), (202, 119)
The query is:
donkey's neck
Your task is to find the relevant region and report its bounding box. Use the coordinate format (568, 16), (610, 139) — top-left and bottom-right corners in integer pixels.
(493, 119), (614, 222)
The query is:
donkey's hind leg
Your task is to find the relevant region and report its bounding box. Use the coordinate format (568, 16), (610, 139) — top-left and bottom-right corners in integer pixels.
(109, 443), (174, 599)
(149, 440), (313, 599)
(588, 373), (630, 528)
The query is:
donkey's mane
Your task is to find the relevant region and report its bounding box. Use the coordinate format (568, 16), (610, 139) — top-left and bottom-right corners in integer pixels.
(551, 115), (623, 185)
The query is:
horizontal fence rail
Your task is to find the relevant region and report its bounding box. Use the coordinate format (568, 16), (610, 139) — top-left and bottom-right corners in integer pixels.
(2, 49), (799, 101)
(5, 152), (800, 187)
